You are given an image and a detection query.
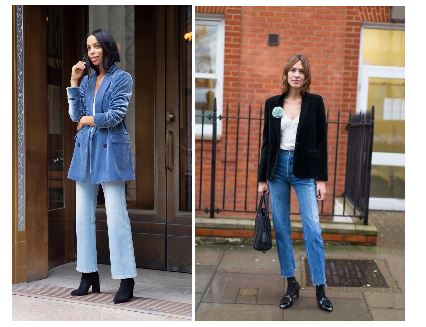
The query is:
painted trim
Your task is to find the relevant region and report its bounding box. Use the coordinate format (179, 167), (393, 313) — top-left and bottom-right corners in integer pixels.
(372, 152), (405, 167)
(369, 198), (405, 211)
(17, 5), (25, 231)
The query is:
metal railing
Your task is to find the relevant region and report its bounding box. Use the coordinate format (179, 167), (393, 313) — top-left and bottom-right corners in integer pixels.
(196, 100), (375, 225)
(343, 108), (375, 225)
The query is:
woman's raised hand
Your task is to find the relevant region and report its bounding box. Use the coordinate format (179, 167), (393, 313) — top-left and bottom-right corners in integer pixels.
(70, 61), (86, 86)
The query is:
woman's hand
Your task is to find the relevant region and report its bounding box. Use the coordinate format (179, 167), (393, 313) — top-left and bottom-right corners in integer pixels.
(258, 182), (269, 194)
(77, 121), (84, 131)
(78, 116), (95, 129)
(316, 181), (326, 200)
(70, 61), (86, 87)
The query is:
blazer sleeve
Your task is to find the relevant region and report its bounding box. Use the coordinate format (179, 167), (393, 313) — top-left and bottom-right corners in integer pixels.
(316, 96), (328, 181)
(257, 99), (270, 182)
(93, 72), (133, 129)
(66, 75), (88, 123)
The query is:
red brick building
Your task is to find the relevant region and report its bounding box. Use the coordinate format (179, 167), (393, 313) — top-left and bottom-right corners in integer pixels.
(195, 6), (405, 219)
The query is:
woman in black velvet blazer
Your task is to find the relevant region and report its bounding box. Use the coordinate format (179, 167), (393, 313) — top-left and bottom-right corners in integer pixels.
(257, 54), (333, 312)
(257, 91), (328, 183)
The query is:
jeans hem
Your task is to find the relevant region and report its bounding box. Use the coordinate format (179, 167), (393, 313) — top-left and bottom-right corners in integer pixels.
(112, 273), (138, 280)
(76, 267), (98, 273)
(313, 282), (327, 287)
(281, 274), (296, 279)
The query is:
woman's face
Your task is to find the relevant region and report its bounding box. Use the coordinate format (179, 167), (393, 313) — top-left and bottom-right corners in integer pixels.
(287, 60), (305, 89)
(86, 35), (103, 67)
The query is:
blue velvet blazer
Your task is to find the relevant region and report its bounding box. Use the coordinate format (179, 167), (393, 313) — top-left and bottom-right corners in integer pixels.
(66, 64), (135, 183)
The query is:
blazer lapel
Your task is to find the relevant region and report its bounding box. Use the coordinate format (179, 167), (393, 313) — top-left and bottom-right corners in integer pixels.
(272, 93), (286, 142)
(297, 93), (312, 132)
(93, 65), (119, 114)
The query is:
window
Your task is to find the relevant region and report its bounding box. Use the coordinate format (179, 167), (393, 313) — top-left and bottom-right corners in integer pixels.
(195, 16), (224, 139)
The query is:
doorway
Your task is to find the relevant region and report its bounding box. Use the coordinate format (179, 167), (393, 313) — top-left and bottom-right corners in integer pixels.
(15, 5), (191, 282)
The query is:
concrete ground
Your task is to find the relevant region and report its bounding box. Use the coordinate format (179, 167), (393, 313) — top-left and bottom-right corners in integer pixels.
(12, 263), (192, 321)
(195, 211), (405, 321)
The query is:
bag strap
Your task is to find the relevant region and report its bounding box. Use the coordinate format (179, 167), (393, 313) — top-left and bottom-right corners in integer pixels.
(262, 192), (269, 216)
(257, 191), (269, 214)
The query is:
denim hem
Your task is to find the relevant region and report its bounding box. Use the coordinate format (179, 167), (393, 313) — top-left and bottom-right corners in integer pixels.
(76, 267), (98, 273)
(111, 273), (137, 280)
(313, 281), (328, 287)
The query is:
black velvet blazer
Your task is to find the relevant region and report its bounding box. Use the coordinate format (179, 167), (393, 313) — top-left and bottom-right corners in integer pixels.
(258, 92), (328, 182)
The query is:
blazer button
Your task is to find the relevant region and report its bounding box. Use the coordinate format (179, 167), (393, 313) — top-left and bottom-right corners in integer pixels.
(78, 143), (80, 147)
(104, 144), (107, 148)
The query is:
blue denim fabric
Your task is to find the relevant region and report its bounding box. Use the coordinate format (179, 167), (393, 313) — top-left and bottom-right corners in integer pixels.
(75, 177), (137, 279)
(269, 150), (326, 286)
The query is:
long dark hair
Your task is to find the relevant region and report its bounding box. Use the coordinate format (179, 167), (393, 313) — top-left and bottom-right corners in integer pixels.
(83, 29), (120, 75)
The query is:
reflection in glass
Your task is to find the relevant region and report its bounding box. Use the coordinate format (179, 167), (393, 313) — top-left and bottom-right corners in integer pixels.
(195, 78), (216, 124)
(370, 166), (404, 198)
(367, 77), (405, 153)
(195, 24), (217, 74)
(362, 28), (405, 67)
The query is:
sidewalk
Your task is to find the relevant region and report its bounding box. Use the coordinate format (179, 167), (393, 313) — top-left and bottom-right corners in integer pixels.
(195, 211), (404, 321)
(13, 263), (192, 321)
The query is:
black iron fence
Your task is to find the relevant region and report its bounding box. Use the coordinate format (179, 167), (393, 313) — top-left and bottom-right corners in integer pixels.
(343, 108), (375, 225)
(196, 100), (374, 225)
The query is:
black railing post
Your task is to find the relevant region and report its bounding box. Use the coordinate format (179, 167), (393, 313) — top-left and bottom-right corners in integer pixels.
(210, 99), (218, 218)
(332, 110), (340, 215)
(364, 106), (375, 225)
(199, 109), (205, 211)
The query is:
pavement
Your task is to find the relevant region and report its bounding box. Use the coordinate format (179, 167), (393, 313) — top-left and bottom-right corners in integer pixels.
(12, 263), (192, 321)
(195, 211), (405, 321)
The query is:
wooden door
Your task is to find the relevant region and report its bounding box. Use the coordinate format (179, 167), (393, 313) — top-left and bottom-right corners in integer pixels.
(20, 5), (87, 281)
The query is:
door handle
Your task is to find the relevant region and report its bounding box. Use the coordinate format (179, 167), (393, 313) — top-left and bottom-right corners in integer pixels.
(166, 129), (174, 171)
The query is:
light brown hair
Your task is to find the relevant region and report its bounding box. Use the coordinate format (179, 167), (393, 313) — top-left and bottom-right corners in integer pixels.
(281, 54), (311, 95)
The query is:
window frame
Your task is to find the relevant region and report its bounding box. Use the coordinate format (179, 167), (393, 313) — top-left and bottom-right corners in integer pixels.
(195, 15), (225, 140)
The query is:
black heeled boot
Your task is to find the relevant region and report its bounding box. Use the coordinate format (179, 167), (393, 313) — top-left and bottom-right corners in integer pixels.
(316, 284), (333, 312)
(113, 278), (135, 304)
(70, 271), (100, 296)
(279, 277), (300, 309)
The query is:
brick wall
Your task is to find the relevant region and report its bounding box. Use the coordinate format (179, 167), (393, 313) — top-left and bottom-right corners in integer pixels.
(195, 6), (391, 219)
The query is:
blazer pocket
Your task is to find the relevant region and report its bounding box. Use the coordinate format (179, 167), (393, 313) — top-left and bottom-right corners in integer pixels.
(111, 133), (131, 143)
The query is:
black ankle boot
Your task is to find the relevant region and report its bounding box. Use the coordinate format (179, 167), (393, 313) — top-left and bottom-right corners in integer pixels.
(113, 278), (135, 304)
(279, 277), (300, 309)
(71, 271), (100, 296)
(316, 284), (333, 312)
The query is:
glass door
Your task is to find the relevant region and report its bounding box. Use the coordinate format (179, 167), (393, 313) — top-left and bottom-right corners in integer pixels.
(357, 26), (405, 210)
(359, 67), (405, 210)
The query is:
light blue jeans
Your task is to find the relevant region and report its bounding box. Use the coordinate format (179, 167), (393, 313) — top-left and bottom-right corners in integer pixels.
(268, 150), (326, 286)
(75, 178), (137, 279)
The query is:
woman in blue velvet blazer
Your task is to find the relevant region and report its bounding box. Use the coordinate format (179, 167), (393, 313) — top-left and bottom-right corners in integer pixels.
(66, 29), (137, 305)
(67, 63), (135, 183)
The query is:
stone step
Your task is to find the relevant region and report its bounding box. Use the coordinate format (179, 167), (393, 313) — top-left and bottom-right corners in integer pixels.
(196, 216), (378, 246)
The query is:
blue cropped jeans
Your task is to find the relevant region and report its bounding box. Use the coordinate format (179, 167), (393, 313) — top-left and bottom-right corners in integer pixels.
(268, 150), (326, 286)
(75, 178), (137, 279)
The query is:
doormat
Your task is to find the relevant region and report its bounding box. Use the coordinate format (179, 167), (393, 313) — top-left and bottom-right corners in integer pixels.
(13, 284), (192, 320)
(304, 258), (389, 288)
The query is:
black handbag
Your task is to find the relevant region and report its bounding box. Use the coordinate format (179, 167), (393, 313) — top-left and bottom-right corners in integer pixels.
(253, 191), (272, 252)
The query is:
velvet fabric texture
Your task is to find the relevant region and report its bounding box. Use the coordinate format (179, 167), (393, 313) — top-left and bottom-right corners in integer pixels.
(258, 92), (328, 182)
(66, 64), (135, 183)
